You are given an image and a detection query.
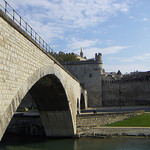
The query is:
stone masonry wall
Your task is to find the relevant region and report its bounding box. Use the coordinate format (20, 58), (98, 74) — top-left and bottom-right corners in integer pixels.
(86, 127), (150, 136)
(77, 112), (139, 128)
(0, 12), (52, 115)
(102, 78), (150, 106)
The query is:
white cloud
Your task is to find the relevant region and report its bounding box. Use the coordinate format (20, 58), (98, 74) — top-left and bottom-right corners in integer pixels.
(113, 3), (129, 13)
(72, 46), (128, 58)
(4, 0), (136, 49)
(123, 53), (150, 62)
(142, 17), (148, 22)
(28, 20), (65, 42)
(5, 0), (135, 29)
(129, 16), (134, 19)
(101, 46), (128, 55)
(67, 38), (99, 50)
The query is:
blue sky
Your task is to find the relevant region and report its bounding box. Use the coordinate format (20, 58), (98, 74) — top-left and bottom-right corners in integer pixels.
(3, 0), (150, 73)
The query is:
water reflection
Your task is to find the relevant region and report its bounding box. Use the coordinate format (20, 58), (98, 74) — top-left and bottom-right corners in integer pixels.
(75, 137), (150, 150)
(1, 134), (150, 150)
(0, 134), (75, 150)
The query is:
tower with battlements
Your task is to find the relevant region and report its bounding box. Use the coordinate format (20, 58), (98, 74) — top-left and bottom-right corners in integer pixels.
(63, 51), (103, 107)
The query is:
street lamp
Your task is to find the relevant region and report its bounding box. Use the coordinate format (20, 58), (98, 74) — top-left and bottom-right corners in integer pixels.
(119, 82), (122, 109)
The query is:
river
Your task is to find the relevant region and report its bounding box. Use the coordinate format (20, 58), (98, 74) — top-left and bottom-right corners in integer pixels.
(0, 134), (150, 150)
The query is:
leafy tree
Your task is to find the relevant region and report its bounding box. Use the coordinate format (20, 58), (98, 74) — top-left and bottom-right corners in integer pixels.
(51, 51), (80, 63)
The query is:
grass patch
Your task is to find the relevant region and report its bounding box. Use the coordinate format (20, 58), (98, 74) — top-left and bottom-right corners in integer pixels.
(105, 113), (150, 127)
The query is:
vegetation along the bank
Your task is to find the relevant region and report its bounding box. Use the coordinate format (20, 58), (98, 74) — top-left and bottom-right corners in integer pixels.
(105, 113), (150, 127)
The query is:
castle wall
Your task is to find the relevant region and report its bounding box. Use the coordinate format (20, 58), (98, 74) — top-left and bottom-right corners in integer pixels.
(63, 61), (102, 107)
(102, 78), (150, 106)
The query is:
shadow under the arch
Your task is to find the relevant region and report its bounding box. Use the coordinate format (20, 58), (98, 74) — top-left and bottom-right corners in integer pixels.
(30, 74), (69, 111)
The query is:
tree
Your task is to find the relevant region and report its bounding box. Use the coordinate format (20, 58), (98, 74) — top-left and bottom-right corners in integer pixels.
(51, 51), (80, 63)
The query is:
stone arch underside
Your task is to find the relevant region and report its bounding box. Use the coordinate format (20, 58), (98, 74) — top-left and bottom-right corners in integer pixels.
(0, 65), (77, 140)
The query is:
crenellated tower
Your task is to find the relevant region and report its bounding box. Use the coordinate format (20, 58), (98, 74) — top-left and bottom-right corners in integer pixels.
(95, 53), (103, 74)
(63, 50), (103, 107)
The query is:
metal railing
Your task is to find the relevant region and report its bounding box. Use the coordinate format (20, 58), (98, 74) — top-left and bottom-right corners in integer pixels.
(0, 0), (54, 53)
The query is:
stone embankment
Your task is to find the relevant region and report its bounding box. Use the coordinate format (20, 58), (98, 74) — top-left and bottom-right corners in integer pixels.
(82, 127), (150, 137)
(76, 110), (150, 137)
(77, 111), (143, 130)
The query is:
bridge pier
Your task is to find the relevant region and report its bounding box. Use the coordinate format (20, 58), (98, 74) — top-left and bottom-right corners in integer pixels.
(40, 111), (75, 137)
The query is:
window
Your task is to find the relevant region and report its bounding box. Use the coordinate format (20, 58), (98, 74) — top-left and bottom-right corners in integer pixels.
(89, 73), (92, 78)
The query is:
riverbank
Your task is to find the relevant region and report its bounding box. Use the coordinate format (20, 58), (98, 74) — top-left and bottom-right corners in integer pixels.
(77, 127), (150, 138)
(76, 110), (150, 138)
(5, 109), (150, 138)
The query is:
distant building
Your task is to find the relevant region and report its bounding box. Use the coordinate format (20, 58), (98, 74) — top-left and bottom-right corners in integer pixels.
(76, 47), (87, 61)
(63, 49), (103, 107)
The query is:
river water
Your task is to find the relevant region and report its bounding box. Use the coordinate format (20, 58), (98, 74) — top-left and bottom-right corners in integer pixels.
(0, 134), (150, 150)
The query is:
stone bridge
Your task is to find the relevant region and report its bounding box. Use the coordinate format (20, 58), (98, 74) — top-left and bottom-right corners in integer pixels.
(0, 8), (87, 140)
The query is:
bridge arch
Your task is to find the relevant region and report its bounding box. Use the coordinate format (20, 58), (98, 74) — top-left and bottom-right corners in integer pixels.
(1, 65), (79, 140)
(0, 9), (82, 140)
(29, 74), (75, 137)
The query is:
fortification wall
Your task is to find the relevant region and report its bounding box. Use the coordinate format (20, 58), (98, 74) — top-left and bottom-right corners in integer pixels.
(102, 78), (150, 106)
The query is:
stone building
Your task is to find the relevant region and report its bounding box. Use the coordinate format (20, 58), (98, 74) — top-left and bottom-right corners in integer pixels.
(63, 50), (103, 107)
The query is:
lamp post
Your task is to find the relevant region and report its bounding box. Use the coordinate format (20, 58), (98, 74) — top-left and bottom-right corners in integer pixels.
(119, 82), (122, 109)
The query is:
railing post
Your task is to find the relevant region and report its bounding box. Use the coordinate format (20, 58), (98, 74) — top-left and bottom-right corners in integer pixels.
(31, 28), (32, 37)
(25, 22), (27, 32)
(13, 9), (15, 21)
(20, 17), (21, 26)
(35, 32), (37, 41)
(46, 44), (48, 51)
(4, 1), (7, 14)
(43, 40), (44, 48)
(39, 37), (40, 45)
